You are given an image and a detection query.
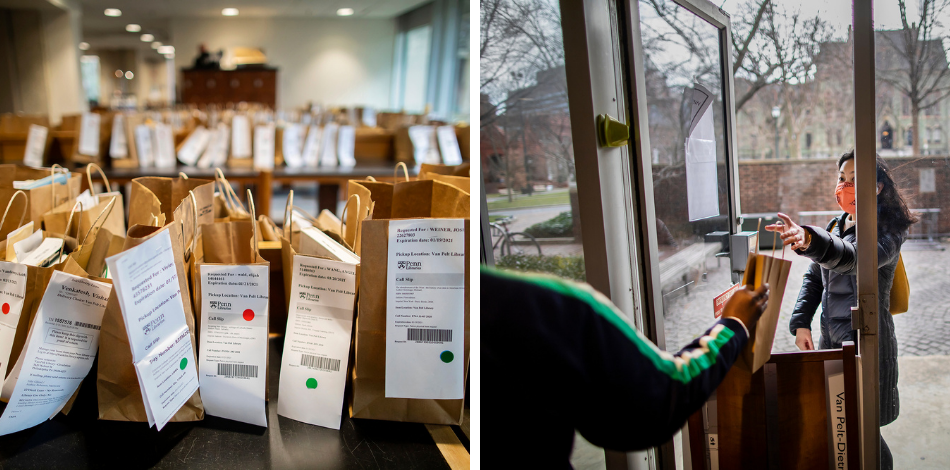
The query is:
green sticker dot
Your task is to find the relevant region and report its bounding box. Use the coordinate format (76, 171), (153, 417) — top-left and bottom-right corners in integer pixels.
(440, 351), (454, 363)
(306, 378), (318, 389)
(179, 358), (188, 370)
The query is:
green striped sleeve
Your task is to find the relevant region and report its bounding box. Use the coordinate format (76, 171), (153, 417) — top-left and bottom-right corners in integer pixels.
(484, 266), (738, 384)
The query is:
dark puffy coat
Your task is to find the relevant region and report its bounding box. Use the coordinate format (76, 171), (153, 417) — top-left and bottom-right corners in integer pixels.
(788, 213), (902, 425)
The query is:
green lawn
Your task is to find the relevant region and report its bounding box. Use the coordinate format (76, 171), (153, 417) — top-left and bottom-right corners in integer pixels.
(487, 190), (570, 210)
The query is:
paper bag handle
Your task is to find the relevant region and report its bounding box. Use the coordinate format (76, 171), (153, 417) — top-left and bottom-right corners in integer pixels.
(247, 189), (260, 258)
(214, 167), (249, 216)
(365, 176), (376, 182)
(58, 199), (84, 262)
(0, 190), (28, 235)
(50, 164), (66, 207)
(183, 190), (198, 261)
(339, 194), (359, 252)
(80, 195), (116, 246)
(179, 172), (189, 180)
(283, 190), (294, 239)
(394, 162), (409, 182)
(85, 163), (111, 195)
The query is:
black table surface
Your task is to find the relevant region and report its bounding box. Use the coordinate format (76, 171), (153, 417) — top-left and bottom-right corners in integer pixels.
(0, 336), (460, 469)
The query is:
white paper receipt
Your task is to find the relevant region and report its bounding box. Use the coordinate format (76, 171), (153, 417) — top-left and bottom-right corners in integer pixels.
(0, 271), (111, 436)
(277, 255), (357, 429)
(385, 219), (465, 399)
(0, 262), (28, 379)
(198, 264), (269, 427)
(106, 230), (199, 431)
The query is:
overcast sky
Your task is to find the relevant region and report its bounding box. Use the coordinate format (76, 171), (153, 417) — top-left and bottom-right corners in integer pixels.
(718, 0), (926, 36)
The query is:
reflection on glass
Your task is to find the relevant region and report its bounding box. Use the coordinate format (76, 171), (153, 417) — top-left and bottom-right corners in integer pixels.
(639, 0), (731, 350)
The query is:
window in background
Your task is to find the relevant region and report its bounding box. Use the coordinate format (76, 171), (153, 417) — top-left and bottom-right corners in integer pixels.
(80, 55), (100, 105)
(454, 2), (470, 120)
(402, 25), (432, 113)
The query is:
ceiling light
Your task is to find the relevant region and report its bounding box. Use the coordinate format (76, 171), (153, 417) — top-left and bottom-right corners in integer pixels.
(140, 34), (154, 42)
(336, 8), (354, 16)
(222, 8), (239, 16)
(78, 42), (90, 51)
(114, 70), (123, 78)
(151, 41), (162, 49)
(158, 46), (175, 54)
(126, 24), (140, 32)
(125, 71), (134, 80)
(104, 8), (121, 17)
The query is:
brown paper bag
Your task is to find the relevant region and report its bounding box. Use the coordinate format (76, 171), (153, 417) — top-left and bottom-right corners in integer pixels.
(127, 174), (214, 236)
(738, 253), (792, 372)
(0, 165), (81, 240)
(214, 168), (251, 221)
(3, 256), (106, 416)
(192, 191), (270, 396)
(350, 218), (469, 425)
(96, 213), (205, 422)
(347, 177), (469, 255)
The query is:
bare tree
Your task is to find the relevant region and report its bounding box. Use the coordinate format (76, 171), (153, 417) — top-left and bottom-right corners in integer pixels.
(877, 0), (950, 156)
(765, 4), (832, 159)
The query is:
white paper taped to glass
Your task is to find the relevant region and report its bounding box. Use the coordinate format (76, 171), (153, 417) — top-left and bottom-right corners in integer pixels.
(684, 83), (720, 222)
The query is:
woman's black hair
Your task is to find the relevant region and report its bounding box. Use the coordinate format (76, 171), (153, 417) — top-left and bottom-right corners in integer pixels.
(837, 150), (919, 233)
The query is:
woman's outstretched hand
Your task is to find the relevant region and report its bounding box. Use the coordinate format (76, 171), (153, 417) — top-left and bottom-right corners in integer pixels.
(765, 213), (811, 250)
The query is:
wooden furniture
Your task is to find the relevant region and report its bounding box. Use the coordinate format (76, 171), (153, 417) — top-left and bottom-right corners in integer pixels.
(180, 68), (278, 108)
(0, 114), (49, 163)
(688, 343), (860, 470)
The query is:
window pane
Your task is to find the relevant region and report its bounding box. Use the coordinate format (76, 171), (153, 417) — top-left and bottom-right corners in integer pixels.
(403, 25), (432, 113)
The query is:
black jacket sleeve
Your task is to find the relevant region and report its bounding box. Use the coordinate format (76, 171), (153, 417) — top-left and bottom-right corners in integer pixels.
(796, 225), (903, 275)
(482, 268), (749, 453)
(789, 261), (823, 335)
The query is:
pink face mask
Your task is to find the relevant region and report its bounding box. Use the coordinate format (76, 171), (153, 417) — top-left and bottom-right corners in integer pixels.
(835, 181), (856, 215)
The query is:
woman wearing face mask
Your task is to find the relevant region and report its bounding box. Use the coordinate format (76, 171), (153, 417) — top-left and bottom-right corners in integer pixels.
(765, 150), (917, 469)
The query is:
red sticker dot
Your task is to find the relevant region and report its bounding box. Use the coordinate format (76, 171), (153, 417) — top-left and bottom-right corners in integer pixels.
(1, 303), (8, 315)
(243, 309), (254, 321)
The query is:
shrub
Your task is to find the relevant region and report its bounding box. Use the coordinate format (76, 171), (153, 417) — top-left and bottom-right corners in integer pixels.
(495, 254), (586, 281)
(524, 211), (574, 238)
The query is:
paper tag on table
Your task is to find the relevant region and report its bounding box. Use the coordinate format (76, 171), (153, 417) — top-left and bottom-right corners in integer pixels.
(385, 219), (465, 399)
(198, 125), (230, 169)
(282, 123), (305, 168)
(302, 125), (322, 167)
(408, 126), (441, 165)
(23, 125), (47, 168)
(135, 124), (154, 168)
(0, 263), (27, 379)
(178, 126), (210, 166)
(231, 115), (251, 159)
(319, 124), (339, 167)
(362, 108), (376, 127)
(78, 113), (101, 157)
(277, 255), (357, 429)
(436, 126), (463, 165)
(154, 123), (176, 168)
(106, 230), (199, 431)
(110, 114), (128, 159)
(198, 264), (269, 427)
(253, 124), (276, 170)
(0, 271), (110, 436)
(337, 125), (357, 168)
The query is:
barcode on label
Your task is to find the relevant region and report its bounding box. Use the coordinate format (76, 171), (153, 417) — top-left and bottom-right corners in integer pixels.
(216, 363), (258, 378)
(300, 354), (341, 372)
(407, 328), (453, 342)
